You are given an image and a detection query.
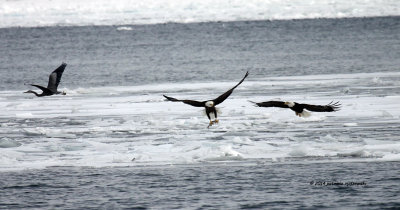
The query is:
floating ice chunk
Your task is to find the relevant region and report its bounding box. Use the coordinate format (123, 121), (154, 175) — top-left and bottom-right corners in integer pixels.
(288, 146), (308, 157)
(232, 137), (253, 146)
(337, 150), (374, 158)
(320, 134), (336, 142)
(116, 26), (133, 31)
(381, 110), (393, 118)
(304, 115), (325, 122)
(342, 87), (351, 94)
(372, 77), (382, 84)
(343, 123), (358, 127)
(0, 138), (22, 148)
(45, 133), (77, 139)
(21, 128), (47, 136)
(204, 145), (243, 161)
(364, 143), (400, 153)
(381, 153), (400, 161)
(16, 113), (33, 118)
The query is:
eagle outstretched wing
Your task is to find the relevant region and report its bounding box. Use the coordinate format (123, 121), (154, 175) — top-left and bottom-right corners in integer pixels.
(30, 84), (53, 95)
(249, 100), (289, 108)
(213, 71), (249, 106)
(47, 63), (67, 93)
(163, 95), (205, 107)
(301, 101), (341, 112)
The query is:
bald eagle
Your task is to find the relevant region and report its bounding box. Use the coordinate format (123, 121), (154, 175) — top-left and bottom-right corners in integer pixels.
(250, 100), (341, 117)
(24, 63), (67, 97)
(164, 71), (249, 127)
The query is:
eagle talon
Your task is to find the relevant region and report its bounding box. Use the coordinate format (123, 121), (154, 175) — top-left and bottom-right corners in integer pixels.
(214, 119), (219, 124)
(163, 71), (249, 127)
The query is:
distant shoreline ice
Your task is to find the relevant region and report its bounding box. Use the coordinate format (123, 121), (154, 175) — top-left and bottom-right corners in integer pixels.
(0, 0), (399, 28)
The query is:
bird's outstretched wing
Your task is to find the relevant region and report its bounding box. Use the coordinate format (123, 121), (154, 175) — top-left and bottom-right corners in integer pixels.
(163, 95), (205, 107)
(301, 101), (341, 112)
(30, 84), (53, 95)
(249, 100), (289, 108)
(47, 63), (67, 93)
(213, 71), (249, 106)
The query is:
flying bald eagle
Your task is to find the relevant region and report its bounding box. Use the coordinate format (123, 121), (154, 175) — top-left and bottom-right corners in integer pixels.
(164, 71), (249, 127)
(250, 100), (341, 117)
(24, 63), (67, 97)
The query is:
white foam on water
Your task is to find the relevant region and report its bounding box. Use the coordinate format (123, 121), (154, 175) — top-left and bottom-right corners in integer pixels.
(116, 26), (133, 31)
(0, 72), (400, 171)
(0, 0), (399, 28)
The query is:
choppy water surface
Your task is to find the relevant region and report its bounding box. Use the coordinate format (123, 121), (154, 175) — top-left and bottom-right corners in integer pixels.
(1, 162), (399, 209)
(1, 17), (399, 90)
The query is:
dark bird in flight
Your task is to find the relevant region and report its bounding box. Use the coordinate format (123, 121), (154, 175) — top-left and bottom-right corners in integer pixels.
(164, 71), (249, 128)
(250, 100), (341, 117)
(24, 63), (67, 97)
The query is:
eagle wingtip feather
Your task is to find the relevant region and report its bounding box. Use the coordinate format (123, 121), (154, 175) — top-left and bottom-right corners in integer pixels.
(248, 100), (259, 107)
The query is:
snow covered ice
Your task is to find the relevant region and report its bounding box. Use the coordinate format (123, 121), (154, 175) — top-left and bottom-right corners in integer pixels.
(1, 72), (399, 171)
(0, 0), (399, 28)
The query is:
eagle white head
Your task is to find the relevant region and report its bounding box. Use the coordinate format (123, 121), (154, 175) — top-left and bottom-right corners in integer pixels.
(205, 101), (214, 107)
(285, 101), (295, 107)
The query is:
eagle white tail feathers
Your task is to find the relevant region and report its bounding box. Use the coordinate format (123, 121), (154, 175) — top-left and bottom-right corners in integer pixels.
(298, 110), (311, 118)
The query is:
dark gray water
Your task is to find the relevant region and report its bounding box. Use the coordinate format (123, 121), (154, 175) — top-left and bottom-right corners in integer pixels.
(1, 161), (399, 209)
(0, 17), (399, 90)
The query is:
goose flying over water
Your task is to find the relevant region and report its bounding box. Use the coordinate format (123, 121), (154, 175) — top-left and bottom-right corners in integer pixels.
(250, 100), (341, 117)
(24, 63), (67, 97)
(164, 71), (249, 128)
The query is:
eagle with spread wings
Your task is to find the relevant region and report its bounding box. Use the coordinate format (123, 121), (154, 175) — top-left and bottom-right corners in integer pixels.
(24, 63), (67, 97)
(250, 100), (341, 117)
(164, 71), (249, 127)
